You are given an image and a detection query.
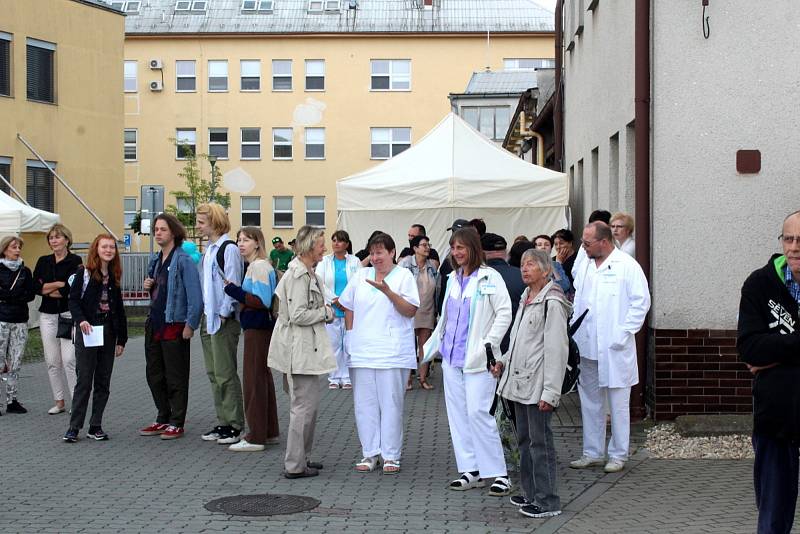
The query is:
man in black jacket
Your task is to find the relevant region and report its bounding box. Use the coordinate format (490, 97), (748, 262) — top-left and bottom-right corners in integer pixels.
(482, 233), (524, 353)
(738, 210), (800, 534)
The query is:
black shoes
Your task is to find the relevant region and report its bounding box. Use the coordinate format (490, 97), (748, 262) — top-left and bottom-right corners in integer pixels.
(87, 427), (110, 441)
(6, 400), (27, 414)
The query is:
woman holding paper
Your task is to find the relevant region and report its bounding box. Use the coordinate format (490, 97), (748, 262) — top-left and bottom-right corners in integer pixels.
(63, 234), (127, 443)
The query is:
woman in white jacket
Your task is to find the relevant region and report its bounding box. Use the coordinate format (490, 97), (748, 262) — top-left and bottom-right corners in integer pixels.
(316, 230), (361, 389)
(423, 228), (513, 496)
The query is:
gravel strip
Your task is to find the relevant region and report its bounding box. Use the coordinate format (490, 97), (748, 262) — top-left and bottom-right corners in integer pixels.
(644, 424), (755, 460)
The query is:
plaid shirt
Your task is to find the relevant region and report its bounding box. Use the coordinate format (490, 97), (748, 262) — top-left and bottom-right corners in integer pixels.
(785, 265), (800, 305)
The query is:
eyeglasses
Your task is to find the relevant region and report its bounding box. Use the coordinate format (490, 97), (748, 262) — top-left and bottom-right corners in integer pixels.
(780, 235), (800, 245)
(582, 239), (599, 248)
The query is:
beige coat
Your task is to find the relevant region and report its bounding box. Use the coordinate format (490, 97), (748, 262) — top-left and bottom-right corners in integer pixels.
(497, 281), (572, 407)
(268, 258), (336, 375)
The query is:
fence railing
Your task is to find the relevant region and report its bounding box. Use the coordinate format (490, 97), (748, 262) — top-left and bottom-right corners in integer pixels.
(78, 252), (153, 303)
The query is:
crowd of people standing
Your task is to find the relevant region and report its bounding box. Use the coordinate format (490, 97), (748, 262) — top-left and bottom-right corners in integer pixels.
(0, 205), (649, 521)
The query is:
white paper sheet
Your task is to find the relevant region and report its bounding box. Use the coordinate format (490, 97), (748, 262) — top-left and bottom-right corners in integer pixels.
(82, 325), (104, 348)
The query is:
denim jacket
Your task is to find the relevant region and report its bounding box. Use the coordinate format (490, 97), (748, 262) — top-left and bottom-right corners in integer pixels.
(147, 246), (203, 330)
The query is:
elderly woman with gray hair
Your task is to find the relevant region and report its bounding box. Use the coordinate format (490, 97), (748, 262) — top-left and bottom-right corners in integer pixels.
(269, 225), (335, 479)
(491, 248), (572, 519)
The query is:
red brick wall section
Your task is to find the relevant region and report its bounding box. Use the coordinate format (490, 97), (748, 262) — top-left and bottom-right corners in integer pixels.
(652, 328), (753, 420)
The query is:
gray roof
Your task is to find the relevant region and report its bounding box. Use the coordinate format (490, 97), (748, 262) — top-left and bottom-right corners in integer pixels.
(123, 0), (554, 35)
(463, 70), (538, 95)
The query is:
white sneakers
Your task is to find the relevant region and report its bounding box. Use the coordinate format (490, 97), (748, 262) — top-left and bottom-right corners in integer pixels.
(603, 459), (626, 473)
(228, 439), (265, 452)
(48, 405), (66, 415)
(569, 456), (626, 472)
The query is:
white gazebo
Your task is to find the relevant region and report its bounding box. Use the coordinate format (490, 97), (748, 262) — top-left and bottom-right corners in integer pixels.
(0, 190), (60, 235)
(337, 113), (569, 252)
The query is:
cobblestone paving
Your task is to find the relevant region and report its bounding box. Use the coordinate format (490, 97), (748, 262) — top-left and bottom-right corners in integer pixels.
(0, 336), (777, 533)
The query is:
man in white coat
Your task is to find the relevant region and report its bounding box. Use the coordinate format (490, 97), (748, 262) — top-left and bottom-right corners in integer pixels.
(569, 222), (650, 473)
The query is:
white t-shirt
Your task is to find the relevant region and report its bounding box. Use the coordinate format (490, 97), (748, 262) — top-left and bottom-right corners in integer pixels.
(338, 266), (420, 369)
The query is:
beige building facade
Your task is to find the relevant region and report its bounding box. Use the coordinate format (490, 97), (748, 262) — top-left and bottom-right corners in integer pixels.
(0, 0), (125, 260)
(120, 0), (554, 251)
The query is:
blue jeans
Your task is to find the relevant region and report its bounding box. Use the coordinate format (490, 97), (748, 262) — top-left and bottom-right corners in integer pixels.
(513, 401), (560, 511)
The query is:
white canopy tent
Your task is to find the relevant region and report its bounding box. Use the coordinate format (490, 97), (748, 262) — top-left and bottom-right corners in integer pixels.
(337, 112), (569, 254)
(0, 190), (59, 234)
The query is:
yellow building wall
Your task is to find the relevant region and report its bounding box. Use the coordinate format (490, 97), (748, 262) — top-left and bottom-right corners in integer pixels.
(0, 0), (125, 261)
(123, 33), (553, 250)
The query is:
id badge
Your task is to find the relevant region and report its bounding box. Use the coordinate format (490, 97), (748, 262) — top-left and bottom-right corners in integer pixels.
(480, 283), (497, 295)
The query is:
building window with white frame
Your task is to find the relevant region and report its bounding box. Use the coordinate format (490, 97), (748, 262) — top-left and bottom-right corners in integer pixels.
(0, 33), (11, 97)
(124, 197), (137, 228)
(305, 128), (325, 159)
(370, 59), (410, 91)
(370, 127), (410, 159)
(0, 157), (11, 195)
(241, 196), (261, 226)
(240, 59), (260, 91)
(124, 60), (137, 92)
(305, 59), (325, 91)
(175, 0), (207, 11)
(27, 38), (56, 103)
(208, 60), (228, 92)
(209, 128), (228, 159)
(305, 196), (325, 227)
(26, 160), (55, 212)
(273, 128), (292, 159)
(124, 129), (138, 161)
(111, 2), (141, 13)
(176, 60), (196, 92)
(461, 106), (511, 141)
(503, 58), (556, 71)
(241, 128), (261, 159)
(175, 128), (196, 159)
(273, 196), (293, 228)
(241, 0), (274, 12)
(272, 59), (292, 91)
(176, 197), (191, 214)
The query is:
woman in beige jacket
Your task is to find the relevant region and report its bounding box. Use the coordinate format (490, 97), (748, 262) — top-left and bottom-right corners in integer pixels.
(269, 225), (335, 479)
(492, 249), (571, 519)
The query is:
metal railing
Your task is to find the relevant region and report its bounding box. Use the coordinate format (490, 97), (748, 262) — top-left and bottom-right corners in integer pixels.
(77, 252), (153, 304)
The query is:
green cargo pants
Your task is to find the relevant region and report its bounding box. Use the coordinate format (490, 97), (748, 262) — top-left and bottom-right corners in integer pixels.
(200, 316), (244, 430)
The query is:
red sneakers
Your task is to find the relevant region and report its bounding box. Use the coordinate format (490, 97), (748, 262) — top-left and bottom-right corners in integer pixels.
(139, 423), (169, 436)
(160, 425), (185, 440)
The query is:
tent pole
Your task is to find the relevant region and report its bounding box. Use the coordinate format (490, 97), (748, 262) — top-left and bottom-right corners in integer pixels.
(0, 171), (30, 206)
(17, 133), (119, 241)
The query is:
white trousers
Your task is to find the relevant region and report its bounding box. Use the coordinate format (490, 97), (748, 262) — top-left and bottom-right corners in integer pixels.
(326, 318), (350, 385)
(577, 358), (631, 460)
(40, 313), (77, 402)
(442, 360), (507, 478)
(350, 367), (406, 461)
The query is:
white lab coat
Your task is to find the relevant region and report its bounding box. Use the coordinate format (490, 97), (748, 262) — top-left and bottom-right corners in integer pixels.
(571, 247), (650, 388)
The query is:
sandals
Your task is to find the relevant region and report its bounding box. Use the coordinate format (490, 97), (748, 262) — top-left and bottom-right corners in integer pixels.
(449, 471), (486, 491)
(342, 383), (352, 390)
(382, 459), (400, 474)
(488, 476), (513, 496)
(328, 383), (340, 390)
(355, 456), (380, 472)
(418, 378), (434, 390)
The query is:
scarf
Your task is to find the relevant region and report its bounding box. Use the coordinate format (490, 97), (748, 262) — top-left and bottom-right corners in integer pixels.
(0, 258), (22, 271)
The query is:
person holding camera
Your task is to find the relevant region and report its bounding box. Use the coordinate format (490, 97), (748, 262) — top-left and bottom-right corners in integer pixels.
(492, 249), (571, 518)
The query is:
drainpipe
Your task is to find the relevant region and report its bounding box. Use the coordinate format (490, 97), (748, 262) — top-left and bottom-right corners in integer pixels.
(632, 0), (651, 420)
(553, 0), (564, 172)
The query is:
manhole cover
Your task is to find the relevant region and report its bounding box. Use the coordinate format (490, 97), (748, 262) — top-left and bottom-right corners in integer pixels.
(205, 494), (320, 517)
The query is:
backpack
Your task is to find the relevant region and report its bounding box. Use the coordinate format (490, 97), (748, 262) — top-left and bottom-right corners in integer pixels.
(544, 302), (589, 395)
(211, 240), (245, 285)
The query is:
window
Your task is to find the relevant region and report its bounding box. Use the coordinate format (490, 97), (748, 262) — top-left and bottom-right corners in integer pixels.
(305, 196), (325, 227)
(241, 128), (261, 159)
(175, 0), (206, 11)
(175, 128), (196, 159)
(370, 59), (410, 91)
(26, 160), (55, 212)
(0, 157), (11, 195)
(208, 128), (228, 159)
(240, 60), (260, 91)
(272, 59), (292, 91)
(273, 128), (293, 159)
(208, 60), (228, 92)
(176, 197), (191, 214)
(305, 128), (325, 159)
(242, 0), (274, 12)
(123, 60), (137, 92)
(370, 128), (410, 159)
(273, 196), (293, 228)
(462, 106), (511, 141)
(124, 129), (137, 161)
(124, 197), (137, 228)
(176, 60), (196, 92)
(112, 1), (141, 12)
(241, 196), (261, 226)
(305, 59), (325, 91)
(307, 0), (323, 12)
(0, 32), (11, 97)
(27, 38), (55, 103)
(503, 58), (556, 71)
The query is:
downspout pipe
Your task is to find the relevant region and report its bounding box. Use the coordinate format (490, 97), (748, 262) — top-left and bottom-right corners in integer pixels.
(632, 0), (651, 419)
(554, 0), (564, 172)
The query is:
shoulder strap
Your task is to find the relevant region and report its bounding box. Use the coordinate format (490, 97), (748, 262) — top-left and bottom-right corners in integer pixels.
(215, 240), (236, 273)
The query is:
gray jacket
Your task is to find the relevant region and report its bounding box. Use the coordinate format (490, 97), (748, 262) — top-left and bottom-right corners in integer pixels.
(497, 281), (572, 407)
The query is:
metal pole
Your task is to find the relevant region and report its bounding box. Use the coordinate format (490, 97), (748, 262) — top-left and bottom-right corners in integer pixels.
(17, 133), (119, 241)
(0, 171), (30, 205)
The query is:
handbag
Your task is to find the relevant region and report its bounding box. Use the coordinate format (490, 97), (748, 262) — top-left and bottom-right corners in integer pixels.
(57, 315), (73, 340)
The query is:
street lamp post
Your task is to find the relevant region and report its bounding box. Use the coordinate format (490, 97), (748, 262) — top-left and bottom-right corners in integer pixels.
(208, 155), (218, 203)
(147, 186), (157, 255)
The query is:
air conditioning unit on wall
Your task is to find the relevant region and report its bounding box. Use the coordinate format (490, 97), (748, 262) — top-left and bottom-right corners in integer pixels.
(149, 58), (163, 69)
(150, 80), (163, 91)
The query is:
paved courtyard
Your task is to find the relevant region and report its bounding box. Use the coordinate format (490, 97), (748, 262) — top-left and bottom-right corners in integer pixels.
(0, 335), (781, 533)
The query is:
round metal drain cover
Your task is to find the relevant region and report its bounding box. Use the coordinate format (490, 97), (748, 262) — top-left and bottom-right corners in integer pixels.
(205, 494), (320, 517)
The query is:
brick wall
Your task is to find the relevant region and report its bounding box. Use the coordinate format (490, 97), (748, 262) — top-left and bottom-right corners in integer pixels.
(651, 328), (753, 420)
